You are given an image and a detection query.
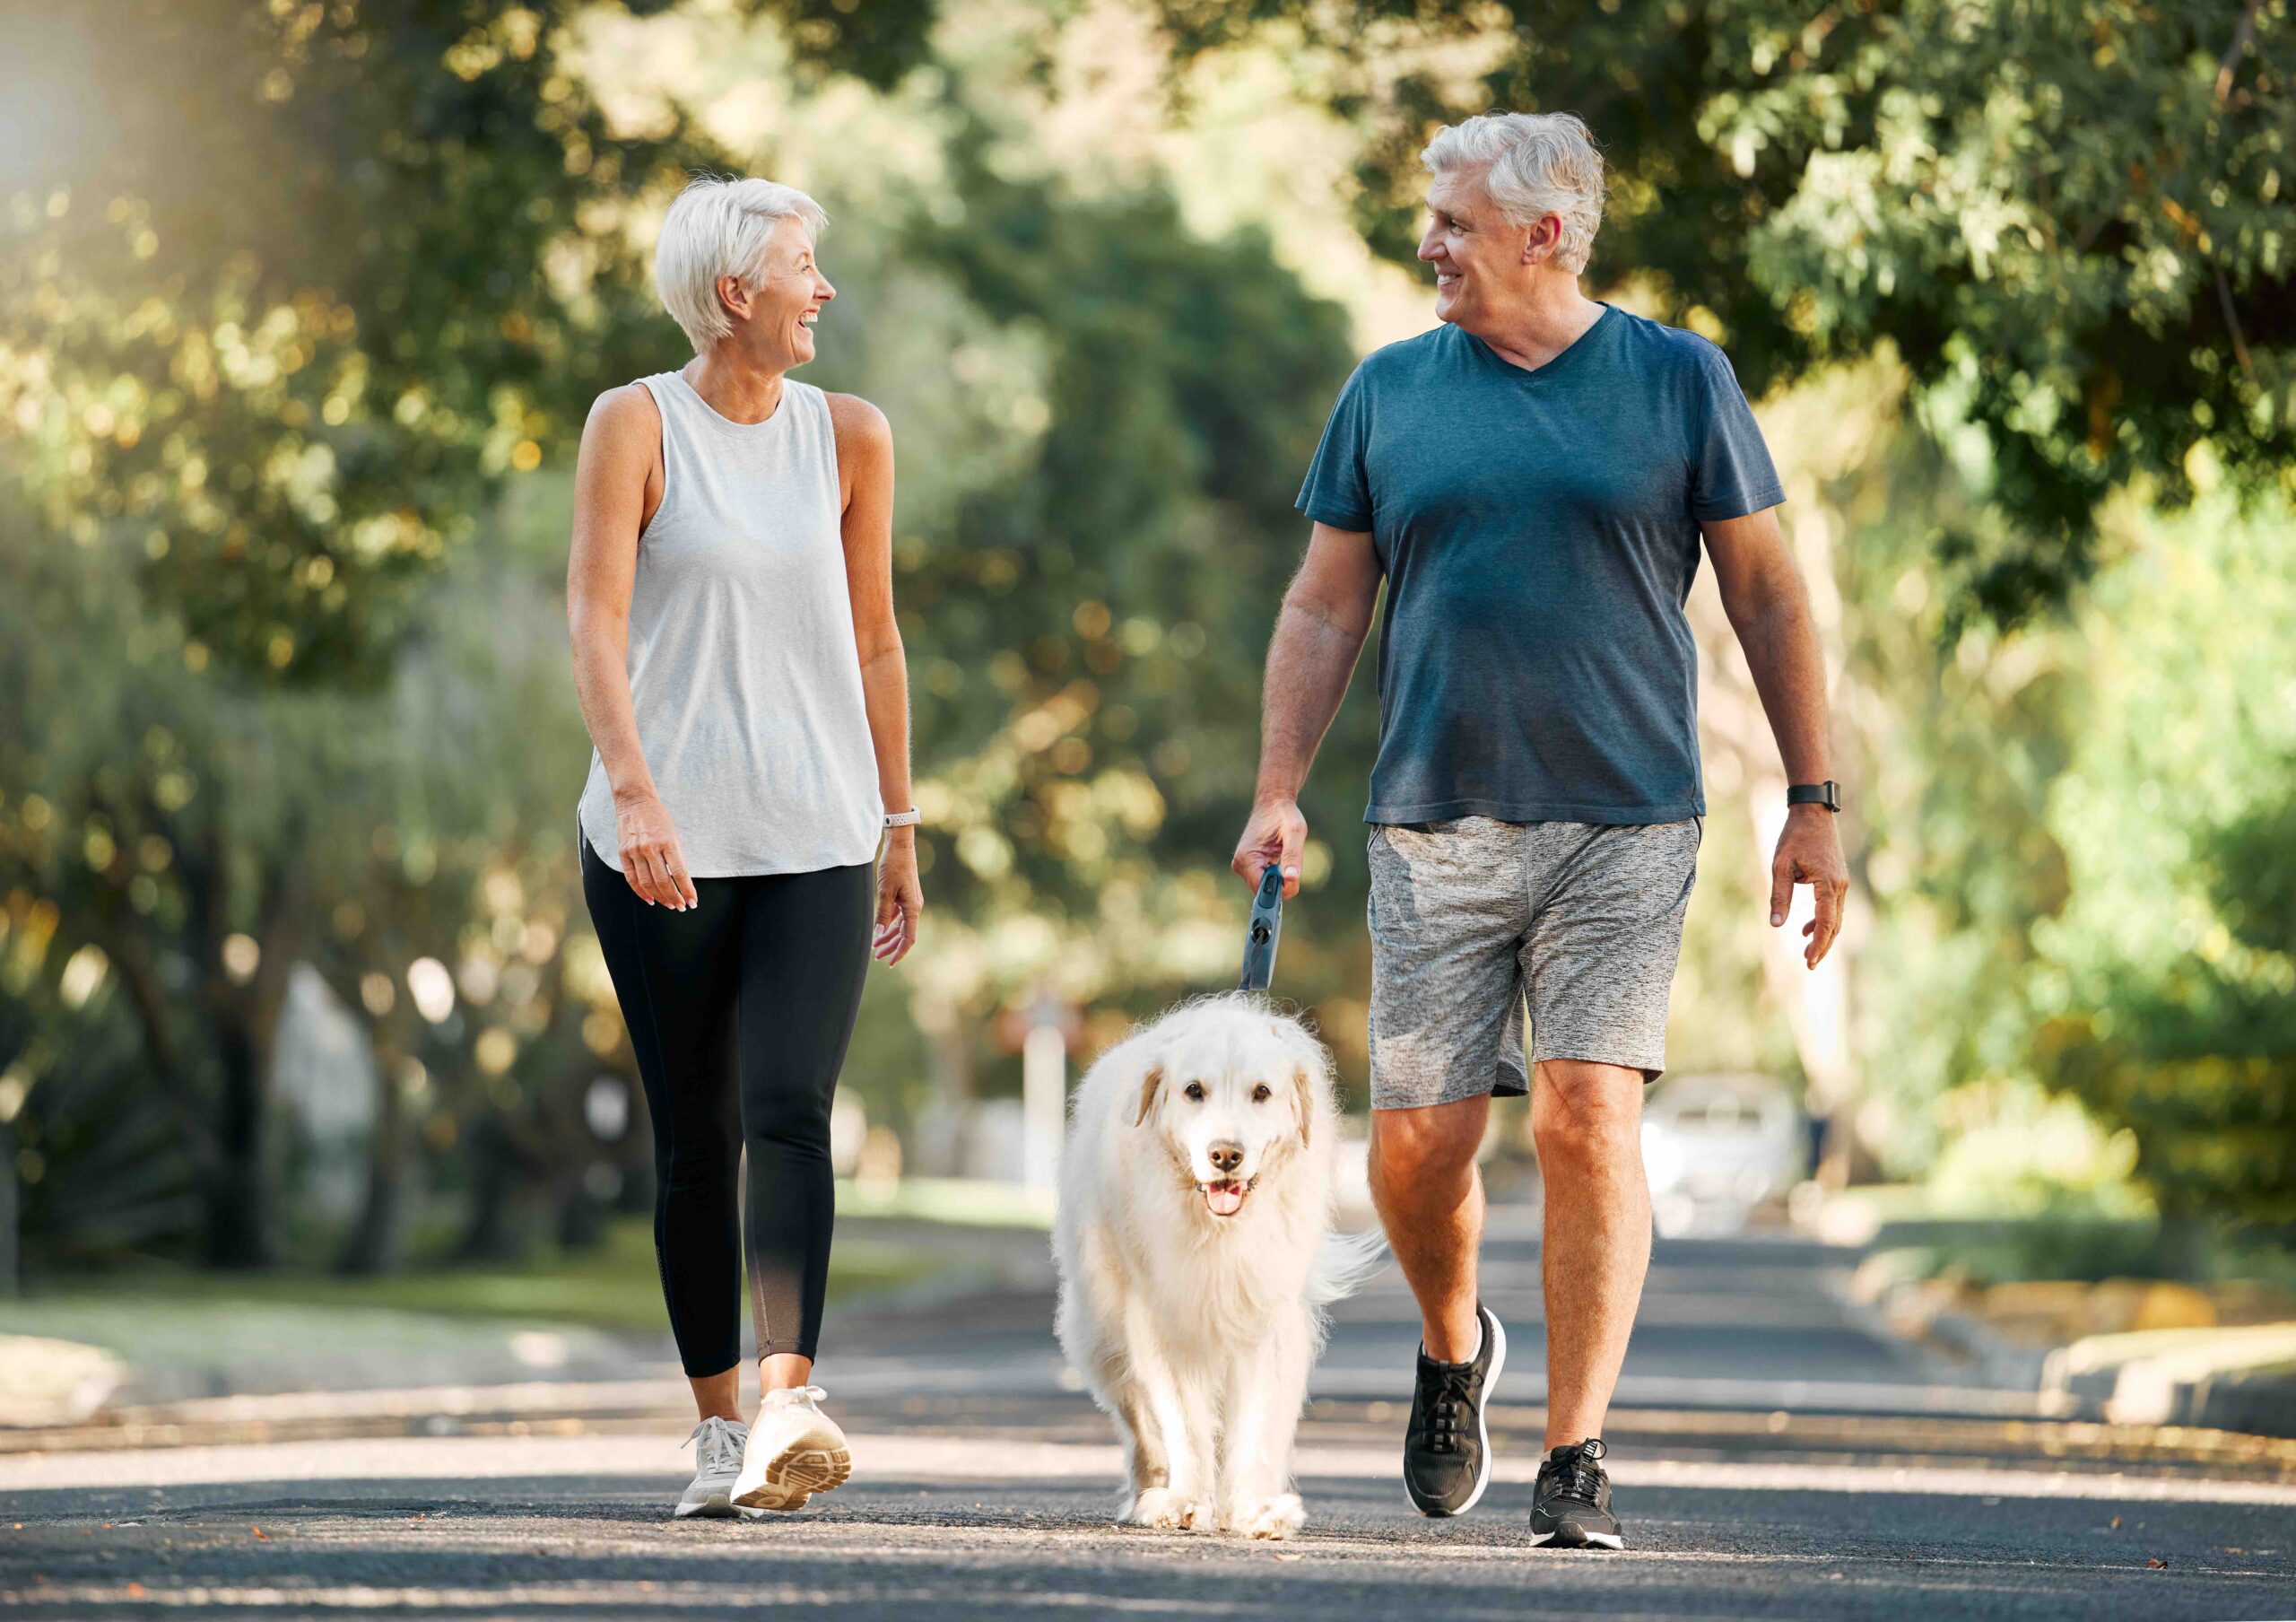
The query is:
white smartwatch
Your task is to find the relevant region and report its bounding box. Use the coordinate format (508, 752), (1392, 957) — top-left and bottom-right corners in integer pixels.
(883, 809), (922, 828)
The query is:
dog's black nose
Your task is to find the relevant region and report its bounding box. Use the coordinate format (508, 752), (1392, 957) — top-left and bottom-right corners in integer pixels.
(1208, 1141), (1244, 1175)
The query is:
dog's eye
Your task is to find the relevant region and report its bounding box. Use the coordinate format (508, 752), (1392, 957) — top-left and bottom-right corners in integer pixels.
(1252, 1084), (1273, 1103)
(1183, 1081), (1205, 1102)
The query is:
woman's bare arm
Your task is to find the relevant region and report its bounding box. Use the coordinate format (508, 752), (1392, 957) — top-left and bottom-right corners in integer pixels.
(829, 391), (921, 963)
(565, 383), (698, 910)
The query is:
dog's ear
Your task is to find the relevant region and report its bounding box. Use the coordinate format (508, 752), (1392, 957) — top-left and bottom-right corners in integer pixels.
(1291, 1065), (1314, 1148)
(1132, 1064), (1163, 1128)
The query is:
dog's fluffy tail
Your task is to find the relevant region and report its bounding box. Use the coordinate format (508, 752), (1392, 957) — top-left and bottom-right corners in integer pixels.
(1304, 1226), (1389, 1306)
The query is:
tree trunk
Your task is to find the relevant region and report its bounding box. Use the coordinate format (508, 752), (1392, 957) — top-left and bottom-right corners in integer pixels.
(176, 812), (302, 1269)
(456, 1116), (537, 1262)
(336, 1044), (411, 1276)
(907, 992), (977, 1177)
(0, 1121), (18, 1296)
(202, 1015), (272, 1269)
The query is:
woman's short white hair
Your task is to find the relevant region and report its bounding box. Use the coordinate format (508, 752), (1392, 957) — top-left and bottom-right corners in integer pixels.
(655, 174), (829, 353)
(1422, 112), (1605, 275)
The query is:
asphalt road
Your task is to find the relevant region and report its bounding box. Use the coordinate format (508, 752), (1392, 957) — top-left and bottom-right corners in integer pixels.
(5, 1215), (2293, 1620)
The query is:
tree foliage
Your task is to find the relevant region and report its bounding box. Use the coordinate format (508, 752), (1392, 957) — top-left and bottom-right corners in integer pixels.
(2022, 488), (2296, 1225)
(898, 125), (1361, 944)
(2035, 816), (2296, 1226)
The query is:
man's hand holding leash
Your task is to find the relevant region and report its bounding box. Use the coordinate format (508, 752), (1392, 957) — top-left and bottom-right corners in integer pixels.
(1233, 795), (1309, 900)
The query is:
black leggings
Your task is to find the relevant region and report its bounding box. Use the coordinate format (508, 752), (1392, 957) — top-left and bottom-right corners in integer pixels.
(581, 838), (873, 1373)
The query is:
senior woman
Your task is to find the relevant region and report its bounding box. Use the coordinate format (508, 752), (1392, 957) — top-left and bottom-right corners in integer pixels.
(567, 175), (923, 1521)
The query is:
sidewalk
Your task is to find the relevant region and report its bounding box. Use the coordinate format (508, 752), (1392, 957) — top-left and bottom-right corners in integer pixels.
(0, 1305), (641, 1423)
(0, 1209), (1054, 1431)
(1816, 1195), (2296, 1440)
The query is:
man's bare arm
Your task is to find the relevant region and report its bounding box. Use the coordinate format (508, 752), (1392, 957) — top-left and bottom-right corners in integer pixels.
(1232, 522), (1384, 895)
(1702, 507), (1848, 966)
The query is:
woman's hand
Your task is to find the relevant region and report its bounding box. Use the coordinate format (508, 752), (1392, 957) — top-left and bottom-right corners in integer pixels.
(615, 788), (700, 911)
(873, 829), (923, 964)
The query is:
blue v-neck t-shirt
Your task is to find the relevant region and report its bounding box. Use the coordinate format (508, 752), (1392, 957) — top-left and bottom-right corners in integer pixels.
(1296, 306), (1784, 826)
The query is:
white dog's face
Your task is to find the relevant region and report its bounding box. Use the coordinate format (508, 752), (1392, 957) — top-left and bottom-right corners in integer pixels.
(1133, 1010), (1317, 1220)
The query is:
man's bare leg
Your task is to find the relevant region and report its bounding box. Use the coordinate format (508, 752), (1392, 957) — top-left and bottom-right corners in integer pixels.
(1369, 1095), (1489, 1361)
(1530, 1058), (1651, 1448)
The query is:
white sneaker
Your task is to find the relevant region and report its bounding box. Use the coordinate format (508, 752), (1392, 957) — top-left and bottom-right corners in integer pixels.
(674, 1416), (752, 1519)
(731, 1385), (852, 1513)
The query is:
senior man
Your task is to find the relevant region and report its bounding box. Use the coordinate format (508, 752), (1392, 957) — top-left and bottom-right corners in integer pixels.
(1232, 111), (1847, 1550)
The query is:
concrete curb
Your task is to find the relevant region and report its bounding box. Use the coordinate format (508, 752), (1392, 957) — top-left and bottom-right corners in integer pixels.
(1918, 1304), (2060, 1394)
(1853, 1273), (2296, 1439)
(1809, 1198), (2296, 1443)
(2045, 1325), (2296, 1430)
(0, 1336), (127, 1428)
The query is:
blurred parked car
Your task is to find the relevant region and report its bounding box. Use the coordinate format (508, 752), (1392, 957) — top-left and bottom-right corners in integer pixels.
(1641, 1072), (1806, 1236)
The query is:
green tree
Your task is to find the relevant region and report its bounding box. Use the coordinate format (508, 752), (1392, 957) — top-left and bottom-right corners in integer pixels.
(2024, 499), (2296, 1225)
(2034, 789), (2296, 1225)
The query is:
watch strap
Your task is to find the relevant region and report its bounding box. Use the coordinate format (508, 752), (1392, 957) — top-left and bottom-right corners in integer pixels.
(1786, 781), (1840, 813)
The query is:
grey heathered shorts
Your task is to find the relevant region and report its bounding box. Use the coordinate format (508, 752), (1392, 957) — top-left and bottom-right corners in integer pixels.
(1366, 815), (1703, 1110)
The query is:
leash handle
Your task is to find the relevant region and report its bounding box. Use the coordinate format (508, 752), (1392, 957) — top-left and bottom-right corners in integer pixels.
(1238, 863), (1284, 992)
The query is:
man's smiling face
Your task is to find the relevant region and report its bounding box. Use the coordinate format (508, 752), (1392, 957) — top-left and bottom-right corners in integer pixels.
(1417, 162), (1532, 332)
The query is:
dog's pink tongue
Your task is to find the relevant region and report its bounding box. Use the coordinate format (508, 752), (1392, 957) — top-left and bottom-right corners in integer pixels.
(1205, 1180), (1245, 1216)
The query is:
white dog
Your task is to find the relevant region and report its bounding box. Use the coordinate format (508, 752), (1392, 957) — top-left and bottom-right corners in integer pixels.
(1053, 995), (1380, 1540)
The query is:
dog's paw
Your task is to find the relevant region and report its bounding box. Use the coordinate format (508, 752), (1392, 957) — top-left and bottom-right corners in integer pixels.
(1126, 1487), (1207, 1530)
(1231, 1493), (1306, 1540)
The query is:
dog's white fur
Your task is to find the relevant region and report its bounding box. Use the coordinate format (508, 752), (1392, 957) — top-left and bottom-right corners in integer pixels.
(1053, 995), (1380, 1539)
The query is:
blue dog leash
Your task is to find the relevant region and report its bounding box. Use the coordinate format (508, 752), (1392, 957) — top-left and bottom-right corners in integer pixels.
(1237, 864), (1284, 992)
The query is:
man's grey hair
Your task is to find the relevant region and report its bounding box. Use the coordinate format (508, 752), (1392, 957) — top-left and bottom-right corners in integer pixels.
(655, 174), (829, 353)
(1422, 112), (1605, 275)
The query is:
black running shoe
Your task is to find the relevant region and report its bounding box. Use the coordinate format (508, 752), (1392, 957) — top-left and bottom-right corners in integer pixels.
(1529, 1437), (1624, 1549)
(1403, 1304), (1506, 1516)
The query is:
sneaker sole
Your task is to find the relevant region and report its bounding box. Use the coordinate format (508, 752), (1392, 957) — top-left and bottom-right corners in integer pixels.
(732, 1443), (851, 1513)
(675, 1482), (772, 1521)
(1531, 1525), (1626, 1550)
(1408, 1308), (1507, 1519)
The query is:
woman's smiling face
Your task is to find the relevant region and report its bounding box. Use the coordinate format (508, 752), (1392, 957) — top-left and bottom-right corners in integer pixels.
(734, 214), (836, 369)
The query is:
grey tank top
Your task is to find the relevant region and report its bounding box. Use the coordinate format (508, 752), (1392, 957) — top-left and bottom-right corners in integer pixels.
(578, 371), (882, 876)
